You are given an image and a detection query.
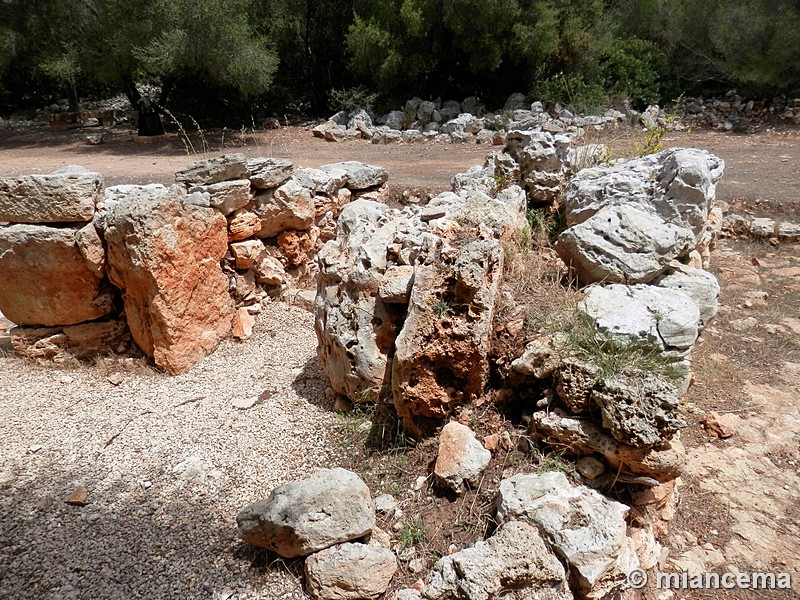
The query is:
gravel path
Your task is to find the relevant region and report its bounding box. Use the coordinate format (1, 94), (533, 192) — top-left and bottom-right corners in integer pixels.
(0, 302), (343, 599)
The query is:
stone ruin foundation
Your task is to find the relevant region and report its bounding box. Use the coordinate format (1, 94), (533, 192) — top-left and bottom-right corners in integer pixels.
(0, 131), (730, 598)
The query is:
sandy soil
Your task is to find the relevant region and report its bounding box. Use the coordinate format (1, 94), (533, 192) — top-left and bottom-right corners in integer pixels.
(0, 124), (490, 192)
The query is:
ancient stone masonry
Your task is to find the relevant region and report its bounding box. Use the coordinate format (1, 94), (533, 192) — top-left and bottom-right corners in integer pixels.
(314, 93), (627, 146)
(314, 139), (531, 437)
(0, 154), (387, 373)
(309, 131), (725, 598)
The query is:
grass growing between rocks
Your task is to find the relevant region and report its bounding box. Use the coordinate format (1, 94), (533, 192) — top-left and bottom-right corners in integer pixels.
(561, 311), (688, 381)
(331, 399), (575, 593)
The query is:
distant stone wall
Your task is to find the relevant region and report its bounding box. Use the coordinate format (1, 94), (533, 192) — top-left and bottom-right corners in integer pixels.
(0, 154), (388, 374)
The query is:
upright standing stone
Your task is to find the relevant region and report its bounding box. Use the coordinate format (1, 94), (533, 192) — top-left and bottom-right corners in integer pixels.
(104, 186), (233, 374)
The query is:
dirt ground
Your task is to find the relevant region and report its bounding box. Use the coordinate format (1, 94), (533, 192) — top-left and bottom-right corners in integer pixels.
(1, 121), (799, 598)
(0, 124), (490, 192)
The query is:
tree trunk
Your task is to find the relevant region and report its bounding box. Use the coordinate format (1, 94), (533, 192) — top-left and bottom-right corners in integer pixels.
(67, 82), (79, 113)
(121, 73), (164, 136)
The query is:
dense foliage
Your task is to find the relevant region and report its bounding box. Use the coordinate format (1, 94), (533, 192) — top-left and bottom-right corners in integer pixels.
(0, 0), (798, 122)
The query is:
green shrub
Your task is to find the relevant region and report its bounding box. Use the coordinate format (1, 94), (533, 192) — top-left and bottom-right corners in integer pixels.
(535, 73), (608, 115)
(327, 86), (378, 113)
(599, 37), (667, 108)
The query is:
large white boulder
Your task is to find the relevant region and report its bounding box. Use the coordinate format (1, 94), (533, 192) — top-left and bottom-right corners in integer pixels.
(578, 283), (700, 356)
(555, 203), (695, 284)
(565, 147), (724, 242)
(496, 471), (639, 599)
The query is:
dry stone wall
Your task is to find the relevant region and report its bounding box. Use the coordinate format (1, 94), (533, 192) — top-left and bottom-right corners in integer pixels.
(0, 154), (387, 374)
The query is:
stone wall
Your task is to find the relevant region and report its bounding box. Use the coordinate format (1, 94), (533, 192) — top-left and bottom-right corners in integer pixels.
(0, 155), (388, 374)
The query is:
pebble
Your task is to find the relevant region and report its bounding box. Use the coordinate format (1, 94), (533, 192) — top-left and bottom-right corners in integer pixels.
(231, 396), (257, 410)
(64, 486), (88, 506)
(412, 475), (429, 491)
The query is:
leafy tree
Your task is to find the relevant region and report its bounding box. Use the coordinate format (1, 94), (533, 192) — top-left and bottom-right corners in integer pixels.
(0, 0), (279, 118)
(345, 0), (615, 104)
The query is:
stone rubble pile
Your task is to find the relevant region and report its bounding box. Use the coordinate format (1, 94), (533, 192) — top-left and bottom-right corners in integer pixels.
(677, 91), (800, 130)
(722, 212), (800, 241)
(314, 129), (615, 439)
(313, 93), (626, 146)
(312, 132), (727, 597)
(236, 465), (647, 599)
(509, 147), (726, 487)
(0, 154), (385, 373)
(314, 129), (552, 436)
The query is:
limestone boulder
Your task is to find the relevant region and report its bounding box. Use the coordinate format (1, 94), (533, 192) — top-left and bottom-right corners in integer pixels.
(278, 229), (315, 266)
(505, 131), (571, 204)
(75, 222), (106, 277)
(496, 471), (639, 599)
(174, 153), (248, 185)
(434, 421), (491, 493)
(227, 208), (261, 242)
(565, 148), (724, 241)
(0, 224), (113, 326)
(315, 200), (404, 403)
(591, 373), (686, 448)
(252, 179), (315, 238)
(229, 239), (265, 270)
(530, 409), (686, 482)
(423, 521), (572, 600)
(255, 254), (287, 287)
(294, 167), (347, 197)
(578, 284), (700, 356)
(236, 468), (375, 558)
(347, 109), (373, 130)
(382, 110), (406, 131)
(187, 180), (252, 215)
(654, 263), (720, 329)
(378, 265), (415, 304)
(441, 114), (484, 136)
(555, 203), (695, 284)
(104, 186), (233, 375)
(511, 336), (563, 380)
(392, 239), (504, 438)
(0, 166), (102, 223)
(247, 157), (293, 189)
(305, 543), (397, 600)
(423, 185), (527, 242)
(320, 162), (389, 191)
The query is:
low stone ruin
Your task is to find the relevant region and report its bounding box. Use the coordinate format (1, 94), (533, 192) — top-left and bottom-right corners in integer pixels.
(304, 131), (726, 597)
(314, 94), (626, 146)
(1, 121), (731, 598)
(0, 154), (388, 373)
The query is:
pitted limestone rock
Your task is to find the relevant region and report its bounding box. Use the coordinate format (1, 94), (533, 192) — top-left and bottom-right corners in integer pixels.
(236, 468), (375, 558)
(555, 203), (695, 284)
(565, 148), (724, 242)
(423, 521), (573, 600)
(496, 471), (639, 599)
(578, 284), (700, 356)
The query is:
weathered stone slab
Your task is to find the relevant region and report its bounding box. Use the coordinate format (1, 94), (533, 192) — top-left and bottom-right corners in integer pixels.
(104, 186), (233, 374)
(0, 166), (102, 223)
(0, 224), (113, 326)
